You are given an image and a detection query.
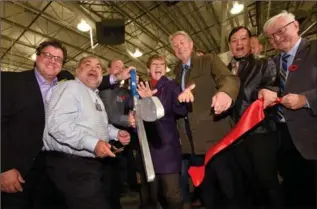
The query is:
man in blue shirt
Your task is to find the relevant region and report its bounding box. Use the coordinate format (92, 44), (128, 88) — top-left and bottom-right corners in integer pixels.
(44, 56), (131, 209)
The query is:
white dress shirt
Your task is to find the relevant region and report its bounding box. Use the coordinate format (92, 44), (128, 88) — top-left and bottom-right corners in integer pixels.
(43, 79), (119, 158)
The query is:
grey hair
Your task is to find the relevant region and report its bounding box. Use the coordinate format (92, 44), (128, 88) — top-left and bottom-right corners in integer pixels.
(169, 31), (193, 47)
(263, 10), (296, 31)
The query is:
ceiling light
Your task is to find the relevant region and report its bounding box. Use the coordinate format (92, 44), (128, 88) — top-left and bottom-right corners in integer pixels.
(31, 53), (37, 61)
(230, 2), (244, 15)
(77, 20), (91, 32)
(130, 48), (143, 58)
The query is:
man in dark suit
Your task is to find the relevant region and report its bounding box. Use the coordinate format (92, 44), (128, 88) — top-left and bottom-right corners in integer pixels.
(1, 40), (130, 209)
(170, 31), (240, 209)
(261, 11), (317, 208)
(99, 59), (136, 209)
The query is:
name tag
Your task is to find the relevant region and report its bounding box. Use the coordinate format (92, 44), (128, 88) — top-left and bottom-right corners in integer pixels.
(95, 102), (102, 111)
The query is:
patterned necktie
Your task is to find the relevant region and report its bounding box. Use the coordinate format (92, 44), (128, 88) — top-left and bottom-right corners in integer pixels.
(181, 65), (189, 91)
(276, 53), (291, 121)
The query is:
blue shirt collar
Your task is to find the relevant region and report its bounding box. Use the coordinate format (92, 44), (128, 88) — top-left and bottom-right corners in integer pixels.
(34, 68), (58, 86)
(282, 37), (302, 57)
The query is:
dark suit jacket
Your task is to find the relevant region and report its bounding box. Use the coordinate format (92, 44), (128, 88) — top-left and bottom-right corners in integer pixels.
(99, 85), (131, 129)
(174, 53), (240, 154)
(274, 39), (317, 160)
(1, 70), (113, 177)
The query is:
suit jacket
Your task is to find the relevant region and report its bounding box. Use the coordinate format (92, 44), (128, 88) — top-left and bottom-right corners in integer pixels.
(228, 54), (279, 134)
(1, 70), (113, 177)
(99, 85), (131, 129)
(274, 39), (317, 160)
(174, 53), (240, 154)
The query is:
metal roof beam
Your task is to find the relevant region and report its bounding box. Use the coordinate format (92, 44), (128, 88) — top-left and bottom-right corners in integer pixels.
(1, 18), (111, 63)
(1, 2), (51, 60)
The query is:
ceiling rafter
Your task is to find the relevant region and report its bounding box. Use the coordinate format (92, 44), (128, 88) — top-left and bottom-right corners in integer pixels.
(1, 1), (51, 60)
(173, 3), (209, 51)
(189, 2), (219, 52)
(2, 18), (112, 64)
(11, 1), (126, 58)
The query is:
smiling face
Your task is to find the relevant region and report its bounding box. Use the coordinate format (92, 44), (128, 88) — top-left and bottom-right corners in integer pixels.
(171, 34), (193, 63)
(264, 17), (300, 52)
(149, 58), (166, 81)
(229, 28), (251, 58)
(36, 46), (64, 82)
(76, 57), (103, 89)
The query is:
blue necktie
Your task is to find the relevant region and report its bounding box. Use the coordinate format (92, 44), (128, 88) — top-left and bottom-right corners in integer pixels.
(276, 54), (290, 121)
(181, 65), (189, 91)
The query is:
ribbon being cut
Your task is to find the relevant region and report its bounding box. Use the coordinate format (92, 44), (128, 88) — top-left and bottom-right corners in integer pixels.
(189, 98), (280, 187)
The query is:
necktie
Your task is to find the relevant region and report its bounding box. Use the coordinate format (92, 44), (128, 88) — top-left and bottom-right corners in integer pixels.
(181, 65), (189, 91)
(276, 53), (291, 121)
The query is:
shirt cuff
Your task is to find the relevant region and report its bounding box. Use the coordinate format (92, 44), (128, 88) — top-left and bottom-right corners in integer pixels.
(305, 101), (310, 108)
(109, 125), (119, 141)
(82, 135), (100, 153)
(109, 75), (117, 85)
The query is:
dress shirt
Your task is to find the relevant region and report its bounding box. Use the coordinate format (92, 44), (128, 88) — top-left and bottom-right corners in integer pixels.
(43, 79), (119, 158)
(34, 68), (58, 104)
(181, 59), (191, 90)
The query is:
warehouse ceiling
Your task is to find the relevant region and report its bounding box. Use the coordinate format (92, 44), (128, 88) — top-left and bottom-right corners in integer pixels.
(1, 1), (316, 75)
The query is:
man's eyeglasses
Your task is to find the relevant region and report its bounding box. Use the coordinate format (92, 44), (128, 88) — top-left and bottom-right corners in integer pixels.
(40, 52), (64, 64)
(266, 21), (295, 41)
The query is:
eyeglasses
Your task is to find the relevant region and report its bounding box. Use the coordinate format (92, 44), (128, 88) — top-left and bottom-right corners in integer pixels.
(266, 21), (294, 41)
(40, 52), (64, 64)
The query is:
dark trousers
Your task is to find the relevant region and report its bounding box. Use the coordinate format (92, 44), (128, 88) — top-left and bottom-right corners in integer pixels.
(200, 147), (246, 209)
(180, 154), (204, 205)
(277, 123), (315, 209)
(241, 132), (283, 209)
(46, 151), (111, 209)
(141, 173), (183, 209)
(105, 156), (122, 209)
(1, 152), (65, 209)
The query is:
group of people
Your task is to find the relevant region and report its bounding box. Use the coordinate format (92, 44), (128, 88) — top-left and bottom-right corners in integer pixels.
(1, 10), (316, 209)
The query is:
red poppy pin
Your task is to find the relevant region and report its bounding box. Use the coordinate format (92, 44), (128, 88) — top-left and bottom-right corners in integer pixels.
(288, 64), (298, 72)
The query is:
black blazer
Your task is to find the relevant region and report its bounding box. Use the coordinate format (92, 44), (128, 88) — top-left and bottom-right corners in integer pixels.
(273, 39), (317, 159)
(228, 54), (279, 134)
(1, 70), (112, 177)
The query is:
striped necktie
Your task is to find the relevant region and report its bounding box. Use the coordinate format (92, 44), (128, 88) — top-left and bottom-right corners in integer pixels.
(181, 65), (189, 91)
(276, 53), (291, 121)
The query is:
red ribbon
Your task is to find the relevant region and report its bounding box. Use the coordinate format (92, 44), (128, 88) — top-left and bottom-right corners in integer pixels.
(188, 98), (280, 187)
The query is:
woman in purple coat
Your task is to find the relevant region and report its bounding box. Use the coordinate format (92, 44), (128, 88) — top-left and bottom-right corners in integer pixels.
(137, 54), (189, 209)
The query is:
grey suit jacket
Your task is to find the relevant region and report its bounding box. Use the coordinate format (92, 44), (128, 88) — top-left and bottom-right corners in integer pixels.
(274, 39), (317, 159)
(99, 86), (131, 128)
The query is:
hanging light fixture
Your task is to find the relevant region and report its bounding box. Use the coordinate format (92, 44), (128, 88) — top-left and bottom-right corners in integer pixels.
(230, 1), (244, 15)
(77, 20), (91, 32)
(129, 48), (143, 58)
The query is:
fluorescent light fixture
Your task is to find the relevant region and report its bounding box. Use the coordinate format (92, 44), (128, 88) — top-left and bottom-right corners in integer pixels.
(129, 48), (143, 58)
(77, 20), (91, 32)
(31, 53), (37, 61)
(230, 2), (244, 15)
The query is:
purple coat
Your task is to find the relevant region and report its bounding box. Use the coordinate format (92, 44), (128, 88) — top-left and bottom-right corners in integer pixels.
(144, 76), (188, 174)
